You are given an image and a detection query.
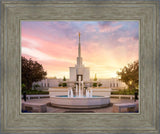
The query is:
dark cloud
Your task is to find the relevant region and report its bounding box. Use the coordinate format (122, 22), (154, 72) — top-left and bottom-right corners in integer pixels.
(98, 21), (113, 27)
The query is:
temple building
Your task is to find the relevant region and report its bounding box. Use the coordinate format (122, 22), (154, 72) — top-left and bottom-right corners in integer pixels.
(32, 33), (127, 90)
(69, 33), (90, 82)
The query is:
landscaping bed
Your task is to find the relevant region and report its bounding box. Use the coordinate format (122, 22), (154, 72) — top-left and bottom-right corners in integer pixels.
(23, 90), (49, 95)
(111, 89), (138, 95)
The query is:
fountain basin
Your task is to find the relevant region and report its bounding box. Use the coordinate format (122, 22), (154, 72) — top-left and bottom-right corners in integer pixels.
(49, 88), (111, 97)
(50, 96), (110, 109)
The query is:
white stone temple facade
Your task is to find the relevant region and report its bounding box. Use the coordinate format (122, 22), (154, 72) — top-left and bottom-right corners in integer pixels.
(34, 77), (127, 89)
(69, 33), (90, 82)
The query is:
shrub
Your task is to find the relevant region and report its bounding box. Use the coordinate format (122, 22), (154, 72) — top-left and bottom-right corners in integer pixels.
(93, 83), (97, 87)
(62, 83), (67, 87)
(98, 83), (102, 87)
(24, 90), (49, 95)
(111, 89), (137, 95)
(58, 83), (62, 87)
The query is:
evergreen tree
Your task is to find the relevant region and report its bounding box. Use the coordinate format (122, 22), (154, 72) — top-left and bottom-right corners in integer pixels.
(93, 74), (97, 87)
(62, 76), (67, 87)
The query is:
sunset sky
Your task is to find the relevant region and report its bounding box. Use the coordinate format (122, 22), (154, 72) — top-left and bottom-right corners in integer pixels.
(21, 21), (139, 79)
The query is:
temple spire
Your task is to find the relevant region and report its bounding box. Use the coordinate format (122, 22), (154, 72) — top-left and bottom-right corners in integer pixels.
(78, 32), (81, 57)
(76, 32), (82, 67)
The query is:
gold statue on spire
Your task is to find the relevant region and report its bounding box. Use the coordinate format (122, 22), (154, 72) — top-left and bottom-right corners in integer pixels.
(79, 32), (80, 38)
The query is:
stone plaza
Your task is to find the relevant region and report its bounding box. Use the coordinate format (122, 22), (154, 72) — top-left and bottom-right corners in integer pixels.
(22, 98), (138, 113)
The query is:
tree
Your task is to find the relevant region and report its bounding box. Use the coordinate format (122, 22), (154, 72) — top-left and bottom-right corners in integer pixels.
(117, 60), (139, 90)
(62, 76), (67, 87)
(98, 83), (102, 87)
(63, 76), (66, 81)
(22, 56), (47, 90)
(93, 74), (97, 87)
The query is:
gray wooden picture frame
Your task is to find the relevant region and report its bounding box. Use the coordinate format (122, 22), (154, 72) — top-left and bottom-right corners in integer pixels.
(1, 0), (160, 133)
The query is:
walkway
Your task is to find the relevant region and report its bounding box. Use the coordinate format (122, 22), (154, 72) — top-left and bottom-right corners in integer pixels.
(22, 98), (135, 113)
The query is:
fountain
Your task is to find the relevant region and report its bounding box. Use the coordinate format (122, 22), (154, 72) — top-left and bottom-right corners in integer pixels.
(49, 33), (110, 108)
(49, 77), (110, 109)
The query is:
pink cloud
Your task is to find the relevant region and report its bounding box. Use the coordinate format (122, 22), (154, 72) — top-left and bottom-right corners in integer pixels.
(21, 33), (78, 62)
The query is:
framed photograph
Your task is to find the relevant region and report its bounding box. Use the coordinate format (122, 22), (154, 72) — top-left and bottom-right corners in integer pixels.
(21, 20), (139, 114)
(1, 0), (159, 133)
